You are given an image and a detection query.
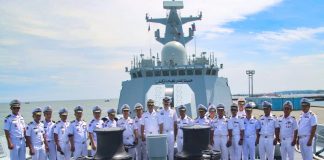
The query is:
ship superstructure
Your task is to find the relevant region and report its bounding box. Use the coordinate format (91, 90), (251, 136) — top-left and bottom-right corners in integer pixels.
(117, 0), (232, 116)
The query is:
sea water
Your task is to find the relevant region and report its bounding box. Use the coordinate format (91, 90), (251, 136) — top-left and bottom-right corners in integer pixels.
(0, 99), (118, 135)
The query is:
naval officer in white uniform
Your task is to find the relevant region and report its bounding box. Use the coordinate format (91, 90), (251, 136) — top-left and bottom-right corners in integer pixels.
(103, 109), (117, 128)
(207, 105), (217, 123)
(194, 104), (210, 126)
(26, 108), (48, 160)
(210, 104), (230, 160)
(176, 105), (193, 153)
(276, 101), (298, 160)
(3, 99), (26, 160)
(297, 98), (317, 160)
(88, 106), (104, 156)
(118, 104), (139, 160)
(68, 106), (88, 158)
(134, 103), (147, 160)
(54, 108), (71, 160)
(258, 101), (278, 160)
(242, 103), (260, 160)
(42, 106), (56, 160)
(237, 97), (246, 117)
(141, 99), (159, 159)
(158, 96), (178, 160)
(228, 103), (245, 160)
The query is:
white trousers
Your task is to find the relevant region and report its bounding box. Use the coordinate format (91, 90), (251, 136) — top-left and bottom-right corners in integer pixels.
(57, 141), (71, 160)
(91, 141), (97, 157)
(299, 135), (314, 160)
(163, 130), (174, 160)
(259, 135), (275, 160)
(10, 138), (26, 160)
(136, 137), (147, 160)
(279, 137), (294, 160)
(176, 136), (183, 153)
(127, 147), (136, 160)
(31, 144), (46, 160)
(47, 140), (57, 160)
(242, 136), (256, 160)
(229, 135), (242, 160)
(213, 135), (228, 160)
(73, 141), (87, 159)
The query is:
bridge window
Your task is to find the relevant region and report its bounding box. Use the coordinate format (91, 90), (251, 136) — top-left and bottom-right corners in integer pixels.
(179, 69), (185, 76)
(195, 69), (202, 75)
(146, 71), (153, 77)
(137, 71), (142, 78)
(171, 70), (177, 76)
(187, 69), (193, 75)
(154, 70), (161, 76)
(132, 73), (137, 78)
(162, 70), (169, 76)
(211, 69), (217, 75)
(206, 69), (212, 75)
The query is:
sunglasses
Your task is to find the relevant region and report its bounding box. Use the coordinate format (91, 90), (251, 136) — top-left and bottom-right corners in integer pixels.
(231, 109), (238, 111)
(12, 107), (20, 109)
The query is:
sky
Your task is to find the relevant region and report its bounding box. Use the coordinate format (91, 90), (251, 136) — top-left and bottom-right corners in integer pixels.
(0, 0), (324, 102)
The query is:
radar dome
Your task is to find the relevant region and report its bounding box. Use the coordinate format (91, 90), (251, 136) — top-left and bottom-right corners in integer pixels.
(161, 41), (187, 66)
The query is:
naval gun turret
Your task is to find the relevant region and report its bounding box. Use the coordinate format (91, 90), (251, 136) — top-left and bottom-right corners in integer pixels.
(117, 0), (232, 116)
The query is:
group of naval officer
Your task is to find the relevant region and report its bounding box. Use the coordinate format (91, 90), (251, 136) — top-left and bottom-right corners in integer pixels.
(3, 97), (317, 160)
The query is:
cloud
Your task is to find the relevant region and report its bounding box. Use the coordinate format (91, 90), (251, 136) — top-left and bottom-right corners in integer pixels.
(256, 27), (324, 42)
(282, 53), (324, 65)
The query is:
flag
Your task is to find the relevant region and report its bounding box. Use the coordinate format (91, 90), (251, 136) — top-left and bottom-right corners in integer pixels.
(148, 24), (151, 32)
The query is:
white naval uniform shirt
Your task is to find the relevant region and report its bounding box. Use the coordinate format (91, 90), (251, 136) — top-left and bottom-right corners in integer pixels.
(117, 117), (138, 145)
(194, 116), (210, 126)
(158, 108), (178, 132)
(102, 118), (117, 128)
(88, 118), (104, 142)
(43, 120), (55, 141)
(238, 110), (246, 118)
(298, 111), (317, 136)
(259, 114), (277, 136)
(176, 116), (193, 138)
(243, 116), (260, 137)
(26, 121), (45, 146)
(67, 120), (87, 143)
(3, 114), (26, 138)
(276, 115), (297, 139)
(53, 121), (70, 143)
(228, 116), (245, 135)
(211, 116), (229, 136)
(134, 116), (143, 137)
(140, 111), (159, 135)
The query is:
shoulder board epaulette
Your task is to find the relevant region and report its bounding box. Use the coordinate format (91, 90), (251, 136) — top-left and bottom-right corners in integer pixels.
(280, 115), (283, 117)
(28, 122), (33, 125)
(114, 118), (118, 121)
(41, 120), (44, 123)
(91, 119), (95, 123)
(240, 116), (245, 119)
(291, 116), (295, 119)
(56, 120), (61, 124)
(71, 120), (75, 123)
(83, 119), (86, 122)
(52, 120), (55, 123)
(5, 114), (11, 118)
(272, 115), (276, 117)
(259, 115), (263, 117)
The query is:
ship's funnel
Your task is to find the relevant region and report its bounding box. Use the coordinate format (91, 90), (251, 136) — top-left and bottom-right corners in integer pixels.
(161, 41), (187, 66)
(94, 128), (132, 160)
(176, 125), (212, 160)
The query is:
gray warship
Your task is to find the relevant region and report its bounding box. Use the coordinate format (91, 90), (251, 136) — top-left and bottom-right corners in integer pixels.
(117, 0), (232, 116)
